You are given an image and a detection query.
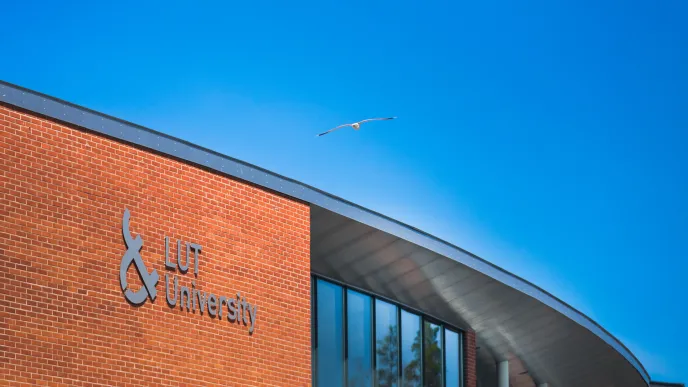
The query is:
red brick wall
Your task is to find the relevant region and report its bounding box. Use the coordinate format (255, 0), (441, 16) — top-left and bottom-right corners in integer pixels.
(464, 330), (477, 387)
(0, 104), (311, 386)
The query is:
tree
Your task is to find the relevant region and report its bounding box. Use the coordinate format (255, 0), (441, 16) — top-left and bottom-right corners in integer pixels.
(423, 323), (443, 387)
(403, 329), (422, 386)
(376, 324), (399, 386)
(375, 322), (443, 387)
(348, 355), (372, 387)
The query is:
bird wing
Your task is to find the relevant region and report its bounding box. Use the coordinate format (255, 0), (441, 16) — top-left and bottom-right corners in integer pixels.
(357, 117), (397, 124)
(316, 123), (353, 137)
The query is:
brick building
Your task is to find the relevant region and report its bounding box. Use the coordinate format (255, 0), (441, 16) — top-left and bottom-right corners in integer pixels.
(0, 80), (678, 386)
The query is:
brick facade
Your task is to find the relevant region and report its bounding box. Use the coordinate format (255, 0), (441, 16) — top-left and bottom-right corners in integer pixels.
(464, 330), (477, 387)
(0, 105), (311, 386)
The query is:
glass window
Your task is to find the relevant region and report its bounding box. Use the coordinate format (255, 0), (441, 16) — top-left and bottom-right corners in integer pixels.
(444, 329), (460, 387)
(347, 290), (373, 387)
(311, 278), (465, 387)
(316, 279), (344, 387)
(401, 310), (422, 387)
(375, 299), (399, 387)
(423, 321), (443, 387)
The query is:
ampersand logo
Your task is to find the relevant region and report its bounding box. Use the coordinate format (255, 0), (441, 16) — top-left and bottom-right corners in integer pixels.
(120, 208), (159, 305)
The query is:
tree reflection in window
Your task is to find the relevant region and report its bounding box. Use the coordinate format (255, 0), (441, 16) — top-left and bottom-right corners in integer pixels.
(312, 279), (462, 387)
(376, 324), (398, 386)
(375, 300), (398, 387)
(423, 321), (443, 387)
(401, 310), (421, 386)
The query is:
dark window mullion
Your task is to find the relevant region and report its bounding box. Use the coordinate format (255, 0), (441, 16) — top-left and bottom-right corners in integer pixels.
(420, 317), (424, 387)
(442, 326), (446, 387)
(372, 297), (377, 386)
(398, 306), (402, 382)
(344, 289), (348, 387)
(369, 296), (374, 387)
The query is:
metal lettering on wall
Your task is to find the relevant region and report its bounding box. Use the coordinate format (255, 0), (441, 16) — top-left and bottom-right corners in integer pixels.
(119, 209), (258, 334)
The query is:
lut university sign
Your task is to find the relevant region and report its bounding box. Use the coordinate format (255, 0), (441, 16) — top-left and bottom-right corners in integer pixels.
(119, 209), (258, 334)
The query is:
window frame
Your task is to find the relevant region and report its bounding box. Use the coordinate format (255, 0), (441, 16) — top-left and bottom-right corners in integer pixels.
(312, 275), (467, 387)
(313, 277), (346, 386)
(346, 288), (375, 387)
(400, 307), (423, 387)
(443, 327), (463, 387)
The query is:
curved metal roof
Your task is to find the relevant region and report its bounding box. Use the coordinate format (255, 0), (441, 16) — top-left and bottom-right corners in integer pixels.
(0, 80), (650, 386)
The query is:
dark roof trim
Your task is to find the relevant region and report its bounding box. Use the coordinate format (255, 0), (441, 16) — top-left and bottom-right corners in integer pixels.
(651, 382), (685, 387)
(0, 79), (650, 384)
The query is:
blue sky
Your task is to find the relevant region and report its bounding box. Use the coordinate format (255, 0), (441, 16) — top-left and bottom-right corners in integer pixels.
(2, 0), (686, 382)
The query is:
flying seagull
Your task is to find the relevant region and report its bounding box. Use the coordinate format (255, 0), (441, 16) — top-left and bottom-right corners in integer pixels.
(317, 117), (397, 137)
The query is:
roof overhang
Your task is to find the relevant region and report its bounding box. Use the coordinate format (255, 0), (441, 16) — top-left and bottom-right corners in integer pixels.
(311, 205), (648, 387)
(0, 80), (651, 387)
